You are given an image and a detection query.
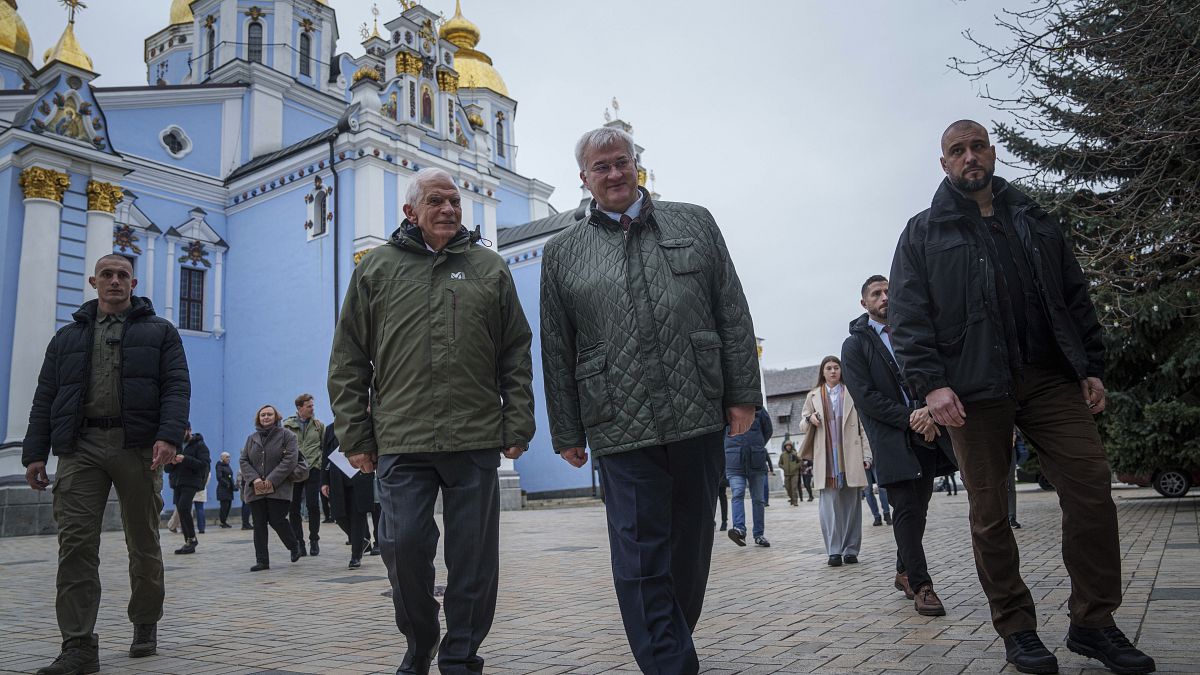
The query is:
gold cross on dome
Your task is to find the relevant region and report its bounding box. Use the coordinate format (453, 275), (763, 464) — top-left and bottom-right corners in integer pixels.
(59, 0), (87, 22)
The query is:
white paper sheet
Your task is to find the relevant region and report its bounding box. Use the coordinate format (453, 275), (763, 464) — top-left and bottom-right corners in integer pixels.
(329, 449), (360, 478)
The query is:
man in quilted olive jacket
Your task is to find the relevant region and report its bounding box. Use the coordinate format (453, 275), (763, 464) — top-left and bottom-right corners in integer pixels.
(541, 126), (762, 674)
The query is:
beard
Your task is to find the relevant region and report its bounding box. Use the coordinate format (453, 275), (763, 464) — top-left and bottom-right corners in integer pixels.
(870, 306), (888, 322)
(951, 167), (993, 193)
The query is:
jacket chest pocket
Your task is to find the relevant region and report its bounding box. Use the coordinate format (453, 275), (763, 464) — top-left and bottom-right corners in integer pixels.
(689, 329), (724, 399)
(658, 237), (701, 274)
(575, 344), (615, 426)
(925, 239), (983, 344)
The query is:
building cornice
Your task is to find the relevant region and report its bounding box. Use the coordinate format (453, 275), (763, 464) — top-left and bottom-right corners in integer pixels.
(95, 85), (247, 110)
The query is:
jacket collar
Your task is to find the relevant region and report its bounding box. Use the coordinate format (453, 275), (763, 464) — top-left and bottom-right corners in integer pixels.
(588, 187), (655, 231)
(928, 175), (1031, 224)
(72, 295), (155, 324)
(389, 219), (477, 255)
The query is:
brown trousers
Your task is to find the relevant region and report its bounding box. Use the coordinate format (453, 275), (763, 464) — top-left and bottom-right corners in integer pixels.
(947, 365), (1121, 637)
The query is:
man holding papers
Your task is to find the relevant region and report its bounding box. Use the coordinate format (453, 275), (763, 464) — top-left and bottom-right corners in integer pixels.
(328, 168), (535, 675)
(320, 423), (374, 569)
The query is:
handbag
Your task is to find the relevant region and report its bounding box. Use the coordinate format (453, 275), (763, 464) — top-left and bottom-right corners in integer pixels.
(253, 479), (274, 496)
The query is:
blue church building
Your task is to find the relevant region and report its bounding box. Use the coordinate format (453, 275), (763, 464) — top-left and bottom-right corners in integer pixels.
(0, 0), (651, 512)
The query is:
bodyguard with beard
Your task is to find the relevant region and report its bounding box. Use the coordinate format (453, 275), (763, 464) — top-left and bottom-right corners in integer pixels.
(887, 120), (1154, 675)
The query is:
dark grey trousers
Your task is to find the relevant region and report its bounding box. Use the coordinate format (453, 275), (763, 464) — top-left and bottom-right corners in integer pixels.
(377, 449), (500, 675)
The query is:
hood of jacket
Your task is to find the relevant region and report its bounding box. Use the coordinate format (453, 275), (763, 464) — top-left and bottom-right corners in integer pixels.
(848, 312), (877, 339)
(389, 219), (478, 255)
(71, 295), (156, 324)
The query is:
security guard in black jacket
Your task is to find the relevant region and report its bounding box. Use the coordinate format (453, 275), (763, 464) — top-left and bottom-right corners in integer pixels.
(22, 254), (190, 675)
(888, 121), (1154, 675)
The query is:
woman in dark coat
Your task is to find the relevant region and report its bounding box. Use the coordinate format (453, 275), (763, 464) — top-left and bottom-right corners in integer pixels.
(164, 422), (210, 555)
(215, 452), (235, 528)
(239, 404), (301, 571)
(320, 423), (375, 569)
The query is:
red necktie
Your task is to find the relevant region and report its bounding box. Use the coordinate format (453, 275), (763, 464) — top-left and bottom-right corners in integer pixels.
(619, 214), (632, 232)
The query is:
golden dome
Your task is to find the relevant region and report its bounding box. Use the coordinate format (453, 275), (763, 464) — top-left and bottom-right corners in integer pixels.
(169, 0), (193, 25)
(0, 0), (34, 62)
(43, 18), (93, 71)
(438, 1), (508, 97)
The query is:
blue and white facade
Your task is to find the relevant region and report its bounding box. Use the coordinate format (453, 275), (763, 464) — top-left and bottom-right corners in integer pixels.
(0, 1), (566, 506)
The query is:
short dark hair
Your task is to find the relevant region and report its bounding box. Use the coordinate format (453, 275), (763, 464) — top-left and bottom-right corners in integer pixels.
(940, 119), (989, 151)
(295, 393), (314, 409)
(94, 253), (134, 274)
(861, 274), (887, 297)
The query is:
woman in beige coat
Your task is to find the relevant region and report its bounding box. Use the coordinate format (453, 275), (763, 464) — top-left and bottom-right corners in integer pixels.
(801, 355), (873, 567)
(239, 404), (301, 571)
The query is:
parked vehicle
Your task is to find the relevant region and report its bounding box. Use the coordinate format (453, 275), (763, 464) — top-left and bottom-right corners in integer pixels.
(1117, 467), (1200, 498)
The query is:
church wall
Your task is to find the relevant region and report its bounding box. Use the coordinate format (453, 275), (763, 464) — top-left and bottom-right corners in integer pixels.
(0, 63), (25, 91)
(106, 103), (225, 176)
(167, 333), (226, 506)
(0, 166), (22, 441)
(240, 93), (252, 164)
(507, 258), (595, 495)
(148, 49), (193, 87)
(281, 99), (334, 147)
(494, 183), (529, 227)
(220, 181), (339, 477)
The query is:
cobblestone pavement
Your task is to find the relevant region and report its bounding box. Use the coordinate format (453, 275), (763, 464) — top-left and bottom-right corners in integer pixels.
(0, 484), (1195, 674)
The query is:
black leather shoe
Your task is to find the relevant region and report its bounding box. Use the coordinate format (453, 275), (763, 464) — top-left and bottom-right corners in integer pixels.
(727, 528), (746, 546)
(884, 512), (893, 525)
(1004, 630), (1058, 674)
(827, 555), (843, 567)
(754, 536), (771, 547)
(349, 558), (362, 569)
(370, 543), (381, 556)
(250, 563), (269, 572)
(843, 555), (859, 564)
(174, 541), (196, 555)
(241, 525), (252, 530)
(872, 516), (883, 526)
(310, 540), (320, 556)
(719, 521), (727, 531)
(129, 623), (157, 658)
(291, 544), (302, 563)
(396, 644), (437, 675)
(1066, 624), (1155, 674)
(1010, 517), (1023, 529)
(37, 635), (99, 675)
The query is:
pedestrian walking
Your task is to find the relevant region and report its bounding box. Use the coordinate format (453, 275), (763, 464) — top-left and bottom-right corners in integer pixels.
(939, 471), (959, 496)
(716, 474), (729, 531)
(779, 440), (803, 506)
(888, 119), (1155, 674)
(283, 393), (325, 557)
(540, 126), (761, 674)
(164, 422), (209, 554)
(236, 469), (253, 529)
(724, 407), (773, 547)
(239, 404), (302, 571)
(329, 167), (535, 675)
(320, 424), (375, 569)
(801, 356), (873, 567)
(841, 274), (958, 617)
(215, 452), (235, 528)
(192, 468), (209, 535)
(800, 457), (815, 502)
(21, 254), (190, 673)
(863, 463), (892, 526)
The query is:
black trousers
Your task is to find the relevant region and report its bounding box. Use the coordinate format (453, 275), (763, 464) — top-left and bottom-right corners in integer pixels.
(241, 501), (251, 528)
(884, 448), (938, 592)
(372, 503), (381, 544)
(378, 449), (500, 675)
(288, 476), (321, 544)
(172, 487), (197, 541)
(218, 499), (232, 525)
(334, 482), (370, 560)
(250, 498), (297, 565)
(598, 431), (724, 675)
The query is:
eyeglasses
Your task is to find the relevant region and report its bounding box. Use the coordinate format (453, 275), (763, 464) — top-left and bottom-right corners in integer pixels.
(588, 157), (633, 176)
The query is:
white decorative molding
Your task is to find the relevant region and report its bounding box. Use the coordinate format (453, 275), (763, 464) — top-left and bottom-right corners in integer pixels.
(158, 125), (194, 159)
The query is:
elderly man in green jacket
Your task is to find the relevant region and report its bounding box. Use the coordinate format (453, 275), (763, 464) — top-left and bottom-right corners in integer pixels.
(541, 126), (762, 674)
(328, 167), (534, 675)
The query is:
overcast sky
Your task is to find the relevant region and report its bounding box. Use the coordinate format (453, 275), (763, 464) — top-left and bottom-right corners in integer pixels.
(23, 0), (1031, 371)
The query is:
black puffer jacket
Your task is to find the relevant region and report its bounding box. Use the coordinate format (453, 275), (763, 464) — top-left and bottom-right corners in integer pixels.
(540, 191), (761, 457)
(888, 177), (1104, 402)
(22, 296), (191, 466)
(165, 433), (211, 491)
(841, 313), (956, 487)
(215, 461), (235, 501)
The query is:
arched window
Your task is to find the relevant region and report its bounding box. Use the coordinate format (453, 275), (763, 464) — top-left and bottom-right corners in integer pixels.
(420, 87), (433, 126)
(205, 27), (216, 73)
(496, 119), (506, 157)
(299, 33), (311, 77)
(247, 22), (263, 63)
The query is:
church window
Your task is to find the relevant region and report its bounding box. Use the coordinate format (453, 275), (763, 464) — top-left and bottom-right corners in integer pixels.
(496, 119), (506, 158)
(179, 268), (205, 332)
(159, 125), (193, 159)
(205, 27), (216, 72)
(248, 22), (263, 63)
(420, 87), (433, 126)
(299, 33), (312, 77)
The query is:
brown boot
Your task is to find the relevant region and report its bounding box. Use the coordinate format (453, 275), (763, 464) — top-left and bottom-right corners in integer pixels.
(894, 572), (914, 600)
(914, 584), (946, 616)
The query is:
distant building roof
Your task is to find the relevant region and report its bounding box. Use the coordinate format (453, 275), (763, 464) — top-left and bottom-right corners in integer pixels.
(764, 365), (820, 398)
(497, 197), (589, 249)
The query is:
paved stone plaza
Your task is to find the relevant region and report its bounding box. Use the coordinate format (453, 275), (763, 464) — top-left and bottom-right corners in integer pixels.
(0, 484), (1195, 674)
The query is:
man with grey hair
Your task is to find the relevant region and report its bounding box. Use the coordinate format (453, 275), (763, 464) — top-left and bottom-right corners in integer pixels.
(329, 167), (535, 675)
(542, 127), (761, 673)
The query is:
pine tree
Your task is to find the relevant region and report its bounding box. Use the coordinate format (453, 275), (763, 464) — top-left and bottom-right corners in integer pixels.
(953, 0), (1200, 477)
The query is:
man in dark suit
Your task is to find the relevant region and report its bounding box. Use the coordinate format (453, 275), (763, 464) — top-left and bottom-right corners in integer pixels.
(841, 275), (957, 617)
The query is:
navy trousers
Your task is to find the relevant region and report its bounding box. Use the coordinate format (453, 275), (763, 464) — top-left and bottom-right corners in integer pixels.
(598, 431), (724, 675)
